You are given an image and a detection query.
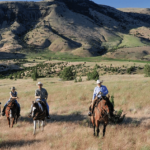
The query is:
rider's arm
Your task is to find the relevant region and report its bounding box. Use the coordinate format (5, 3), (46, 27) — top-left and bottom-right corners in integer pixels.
(35, 96), (41, 99)
(101, 86), (108, 96)
(45, 90), (48, 100)
(92, 87), (97, 101)
(10, 92), (18, 99)
(35, 90), (40, 99)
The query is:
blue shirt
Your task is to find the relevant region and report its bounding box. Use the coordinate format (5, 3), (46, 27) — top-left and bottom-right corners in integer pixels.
(92, 85), (108, 100)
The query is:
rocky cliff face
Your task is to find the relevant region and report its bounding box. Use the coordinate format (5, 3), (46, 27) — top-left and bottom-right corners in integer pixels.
(0, 0), (150, 57)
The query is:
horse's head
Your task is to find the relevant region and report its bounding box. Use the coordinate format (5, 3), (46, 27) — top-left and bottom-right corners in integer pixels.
(101, 99), (110, 117)
(32, 101), (39, 118)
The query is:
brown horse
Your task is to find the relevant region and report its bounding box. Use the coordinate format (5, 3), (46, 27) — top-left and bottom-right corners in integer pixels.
(90, 98), (110, 137)
(5, 100), (19, 128)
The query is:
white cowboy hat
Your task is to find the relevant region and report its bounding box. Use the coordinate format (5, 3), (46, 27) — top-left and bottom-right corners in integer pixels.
(96, 80), (103, 84)
(37, 82), (43, 86)
(11, 87), (16, 90)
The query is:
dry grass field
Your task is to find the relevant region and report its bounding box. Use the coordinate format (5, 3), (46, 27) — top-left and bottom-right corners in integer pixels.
(0, 74), (150, 150)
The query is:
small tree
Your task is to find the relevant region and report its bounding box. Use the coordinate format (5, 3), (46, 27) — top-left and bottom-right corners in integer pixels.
(9, 74), (13, 79)
(78, 76), (82, 82)
(144, 64), (150, 77)
(59, 66), (75, 80)
(32, 68), (38, 81)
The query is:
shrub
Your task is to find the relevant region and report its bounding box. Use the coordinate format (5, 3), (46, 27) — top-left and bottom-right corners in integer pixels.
(78, 76), (82, 82)
(94, 64), (100, 69)
(110, 95), (115, 107)
(32, 68), (38, 81)
(127, 66), (135, 74)
(74, 78), (77, 83)
(87, 69), (99, 80)
(59, 66), (75, 80)
(144, 64), (150, 77)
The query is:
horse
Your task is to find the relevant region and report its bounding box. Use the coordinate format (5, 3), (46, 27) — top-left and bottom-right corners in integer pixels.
(5, 100), (19, 128)
(90, 98), (110, 137)
(31, 101), (47, 135)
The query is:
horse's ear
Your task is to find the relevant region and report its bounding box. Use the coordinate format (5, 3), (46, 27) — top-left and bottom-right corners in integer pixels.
(107, 94), (110, 99)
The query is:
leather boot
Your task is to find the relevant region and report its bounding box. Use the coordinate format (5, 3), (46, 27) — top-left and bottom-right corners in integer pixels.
(2, 105), (7, 116)
(17, 107), (20, 117)
(46, 109), (51, 119)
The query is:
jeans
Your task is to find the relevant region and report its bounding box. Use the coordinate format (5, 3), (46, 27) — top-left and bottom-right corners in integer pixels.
(36, 99), (49, 113)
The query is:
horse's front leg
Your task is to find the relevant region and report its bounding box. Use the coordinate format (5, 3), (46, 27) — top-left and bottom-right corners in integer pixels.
(11, 118), (15, 128)
(91, 116), (95, 136)
(33, 120), (36, 135)
(103, 123), (107, 137)
(41, 120), (44, 132)
(93, 125), (95, 136)
(38, 120), (40, 128)
(7, 117), (10, 128)
(96, 120), (100, 137)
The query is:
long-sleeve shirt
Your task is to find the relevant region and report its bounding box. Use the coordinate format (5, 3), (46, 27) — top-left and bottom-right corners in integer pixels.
(92, 85), (108, 100)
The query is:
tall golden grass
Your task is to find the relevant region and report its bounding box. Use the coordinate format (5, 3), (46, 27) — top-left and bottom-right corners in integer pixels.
(0, 74), (150, 150)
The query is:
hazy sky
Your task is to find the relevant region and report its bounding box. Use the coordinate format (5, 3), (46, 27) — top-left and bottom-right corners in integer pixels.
(0, 0), (149, 8)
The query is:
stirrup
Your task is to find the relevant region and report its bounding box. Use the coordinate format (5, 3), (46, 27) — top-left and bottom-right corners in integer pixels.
(88, 112), (92, 116)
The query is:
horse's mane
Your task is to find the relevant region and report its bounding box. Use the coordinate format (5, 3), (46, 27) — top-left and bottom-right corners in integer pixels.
(7, 100), (17, 108)
(33, 102), (46, 120)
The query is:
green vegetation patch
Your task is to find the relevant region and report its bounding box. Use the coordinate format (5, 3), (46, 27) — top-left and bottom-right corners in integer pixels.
(119, 35), (146, 48)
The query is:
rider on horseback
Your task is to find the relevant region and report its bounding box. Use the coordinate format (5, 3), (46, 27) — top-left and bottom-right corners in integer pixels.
(2, 87), (20, 117)
(88, 80), (114, 117)
(29, 82), (50, 119)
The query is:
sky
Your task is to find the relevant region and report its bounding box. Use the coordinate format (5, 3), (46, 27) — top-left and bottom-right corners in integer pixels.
(0, 0), (149, 8)
(93, 0), (150, 8)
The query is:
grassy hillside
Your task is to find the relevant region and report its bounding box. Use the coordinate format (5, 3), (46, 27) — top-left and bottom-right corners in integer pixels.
(0, 75), (150, 150)
(1, 0), (150, 60)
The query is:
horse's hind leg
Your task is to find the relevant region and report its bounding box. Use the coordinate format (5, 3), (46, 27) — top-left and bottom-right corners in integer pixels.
(7, 117), (10, 128)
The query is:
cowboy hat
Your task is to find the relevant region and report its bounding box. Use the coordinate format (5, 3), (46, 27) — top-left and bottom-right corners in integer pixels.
(11, 87), (16, 90)
(37, 82), (43, 86)
(96, 80), (103, 84)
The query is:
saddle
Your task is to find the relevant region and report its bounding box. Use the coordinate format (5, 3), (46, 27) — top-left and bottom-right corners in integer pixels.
(35, 100), (47, 111)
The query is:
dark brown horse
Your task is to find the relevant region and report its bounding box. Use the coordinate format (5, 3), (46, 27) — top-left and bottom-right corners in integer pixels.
(5, 100), (19, 128)
(91, 98), (110, 137)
